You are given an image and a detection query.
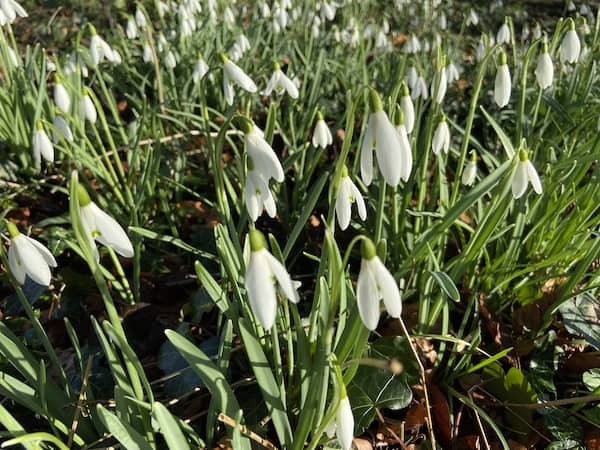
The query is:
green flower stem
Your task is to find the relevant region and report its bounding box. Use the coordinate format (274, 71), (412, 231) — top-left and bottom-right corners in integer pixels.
(450, 44), (501, 207)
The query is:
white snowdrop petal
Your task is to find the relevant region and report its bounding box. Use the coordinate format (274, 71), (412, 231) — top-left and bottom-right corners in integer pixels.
(84, 203), (134, 258)
(360, 122), (374, 186)
(247, 131), (285, 182)
(225, 60), (257, 92)
(8, 243), (26, 284)
(494, 64), (511, 108)
(400, 95), (415, 134)
(526, 160), (543, 194)
(265, 252), (297, 303)
(14, 236), (51, 285)
(373, 111), (401, 187)
(373, 258), (402, 318)
(33, 129), (54, 163)
(245, 176), (261, 222)
(24, 236), (57, 268)
(246, 250), (278, 329)
(349, 180), (367, 221)
(223, 75), (234, 106)
(512, 162), (529, 199)
(335, 179), (352, 231)
(396, 125), (412, 181)
(336, 397), (354, 450)
(356, 260), (380, 331)
(535, 52), (554, 90)
(54, 83), (70, 113)
(280, 73), (299, 98)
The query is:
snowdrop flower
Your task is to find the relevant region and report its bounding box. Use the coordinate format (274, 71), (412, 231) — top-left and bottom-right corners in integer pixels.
(434, 61), (447, 104)
(405, 34), (421, 53)
(311, 16), (321, 38)
(135, 8), (147, 27)
(399, 84), (415, 134)
(512, 147), (542, 199)
(336, 166), (366, 230)
(325, 393), (354, 450)
(245, 229), (298, 329)
(320, 1), (336, 21)
(245, 159), (277, 222)
(262, 61), (299, 99)
(392, 110), (413, 181)
(406, 66), (418, 90)
(52, 114), (73, 143)
(445, 62), (459, 84)
(223, 6), (235, 27)
(432, 115), (450, 155)
(32, 121), (54, 164)
(0, 0), (27, 23)
(64, 51), (88, 77)
(496, 20), (511, 45)
(220, 53), (257, 105)
(476, 36), (487, 62)
(494, 50), (511, 108)
(567, 0), (576, 11)
(76, 181), (134, 261)
(79, 88), (97, 124)
(192, 54), (209, 83)
(312, 112), (333, 148)
(438, 13), (447, 30)
(466, 8), (479, 26)
(532, 22), (542, 40)
(259, 1), (271, 18)
(560, 19), (580, 64)
(535, 40), (554, 90)
(6, 222), (56, 286)
(156, 0), (169, 18)
(142, 43), (155, 63)
(361, 89), (410, 187)
(237, 117), (284, 184)
(462, 151), (478, 186)
(411, 75), (428, 100)
(88, 26), (118, 66)
(164, 50), (177, 69)
(356, 238), (402, 330)
(125, 16), (137, 39)
(237, 34), (251, 54)
(54, 76), (70, 114)
(6, 47), (19, 67)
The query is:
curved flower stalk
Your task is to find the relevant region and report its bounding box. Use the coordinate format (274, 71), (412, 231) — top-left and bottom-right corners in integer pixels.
(312, 112), (333, 148)
(220, 52), (257, 105)
(432, 115), (450, 155)
(262, 61), (299, 99)
(245, 229), (298, 329)
(76, 182), (134, 261)
(6, 221), (56, 286)
(494, 50), (511, 108)
(356, 238), (402, 330)
(361, 88), (409, 187)
(335, 166), (366, 230)
(535, 40), (554, 90)
(512, 147), (542, 199)
(399, 83), (415, 134)
(53, 75), (70, 114)
(79, 88), (97, 124)
(32, 120), (54, 164)
(559, 19), (580, 64)
(462, 151), (478, 186)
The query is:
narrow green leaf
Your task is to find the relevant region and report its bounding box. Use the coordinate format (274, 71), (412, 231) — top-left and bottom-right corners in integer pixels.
(96, 404), (153, 450)
(238, 319), (293, 448)
(152, 402), (190, 450)
(1, 432), (69, 450)
(429, 271), (460, 302)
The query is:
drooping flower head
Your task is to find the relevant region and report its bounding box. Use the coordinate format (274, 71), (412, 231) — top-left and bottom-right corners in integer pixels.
(262, 61), (299, 99)
(219, 52), (257, 105)
(76, 181), (134, 261)
(560, 18), (581, 64)
(462, 150), (478, 186)
(335, 165), (367, 231)
(356, 237), (402, 330)
(245, 229), (298, 329)
(399, 83), (415, 134)
(325, 382), (354, 450)
(312, 111), (333, 149)
(494, 49), (511, 108)
(535, 38), (554, 90)
(432, 114), (450, 155)
(360, 88), (409, 187)
(6, 221), (57, 286)
(32, 120), (54, 164)
(53, 74), (70, 114)
(512, 146), (543, 199)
